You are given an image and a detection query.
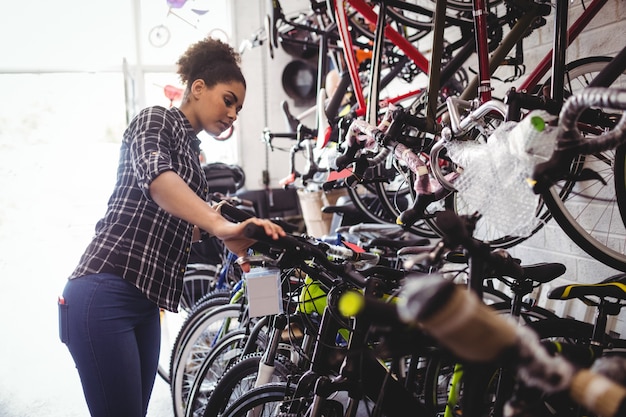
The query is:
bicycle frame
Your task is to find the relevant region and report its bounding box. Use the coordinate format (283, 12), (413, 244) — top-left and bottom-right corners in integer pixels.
(335, 0), (608, 131)
(333, 0), (537, 128)
(334, 0), (431, 123)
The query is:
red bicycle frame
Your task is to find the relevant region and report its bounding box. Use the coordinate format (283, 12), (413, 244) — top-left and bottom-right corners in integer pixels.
(332, 0), (610, 124)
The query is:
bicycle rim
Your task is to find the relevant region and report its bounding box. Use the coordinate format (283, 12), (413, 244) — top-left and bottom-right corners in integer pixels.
(540, 57), (626, 271)
(185, 330), (252, 417)
(346, 3), (434, 44)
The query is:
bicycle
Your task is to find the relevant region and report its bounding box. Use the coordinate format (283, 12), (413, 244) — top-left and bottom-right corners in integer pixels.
(215, 210), (587, 417)
(530, 86), (626, 270)
(336, 210), (626, 416)
(263, 0), (483, 234)
(373, 268), (626, 416)
(326, 0), (624, 250)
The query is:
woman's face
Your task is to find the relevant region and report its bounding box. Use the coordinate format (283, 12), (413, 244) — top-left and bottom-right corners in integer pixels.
(192, 80), (246, 136)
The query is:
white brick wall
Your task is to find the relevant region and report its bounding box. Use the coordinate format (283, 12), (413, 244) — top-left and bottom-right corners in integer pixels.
(232, 0), (626, 334)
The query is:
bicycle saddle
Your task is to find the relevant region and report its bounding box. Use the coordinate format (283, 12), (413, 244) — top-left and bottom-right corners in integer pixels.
(548, 273), (626, 302)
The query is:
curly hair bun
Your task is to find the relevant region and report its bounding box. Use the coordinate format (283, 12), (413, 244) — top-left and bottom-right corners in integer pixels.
(176, 37), (245, 88)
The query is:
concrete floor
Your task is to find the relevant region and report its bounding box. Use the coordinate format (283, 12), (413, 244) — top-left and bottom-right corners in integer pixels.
(0, 143), (176, 417)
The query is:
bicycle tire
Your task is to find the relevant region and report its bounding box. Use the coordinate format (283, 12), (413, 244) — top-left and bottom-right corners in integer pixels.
(197, 352), (297, 417)
(616, 144), (626, 227)
(171, 303), (246, 417)
(180, 266), (222, 312)
(539, 57), (626, 271)
(345, 3), (434, 45)
(183, 331), (268, 417)
(220, 382), (298, 417)
(159, 308), (188, 385)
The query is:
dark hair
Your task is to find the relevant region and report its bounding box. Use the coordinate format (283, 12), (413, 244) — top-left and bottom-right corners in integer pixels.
(176, 37), (246, 90)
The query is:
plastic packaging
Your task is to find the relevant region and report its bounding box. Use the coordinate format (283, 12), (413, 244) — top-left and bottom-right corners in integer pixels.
(445, 111), (557, 238)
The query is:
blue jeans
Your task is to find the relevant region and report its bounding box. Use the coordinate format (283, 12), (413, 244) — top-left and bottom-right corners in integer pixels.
(60, 273), (160, 417)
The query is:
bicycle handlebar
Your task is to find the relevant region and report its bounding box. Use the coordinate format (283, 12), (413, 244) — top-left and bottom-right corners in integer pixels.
(342, 276), (626, 417)
(532, 88), (626, 193)
(400, 278), (626, 417)
(557, 88), (626, 150)
(243, 223), (369, 288)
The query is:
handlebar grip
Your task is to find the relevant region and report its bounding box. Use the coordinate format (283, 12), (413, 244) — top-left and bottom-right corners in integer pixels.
(570, 369), (626, 417)
(218, 201), (254, 222)
(400, 112), (428, 131)
(243, 223), (295, 248)
(435, 210), (524, 279)
(398, 276), (518, 362)
(397, 206), (425, 229)
(338, 290), (403, 326)
(325, 72), (352, 121)
(281, 100), (300, 133)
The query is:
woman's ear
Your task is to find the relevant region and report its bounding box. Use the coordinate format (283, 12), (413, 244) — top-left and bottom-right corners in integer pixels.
(190, 79), (206, 100)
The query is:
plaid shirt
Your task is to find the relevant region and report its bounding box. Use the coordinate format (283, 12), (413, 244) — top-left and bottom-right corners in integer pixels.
(69, 106), (208, 312)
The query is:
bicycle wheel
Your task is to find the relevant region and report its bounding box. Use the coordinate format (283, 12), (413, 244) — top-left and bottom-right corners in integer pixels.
(181, 265), (222, 312)
(159, 308), (187, 384)
(197, 352), (297, 417)
(169, 293), (234, 376)
(220, 382), (298, 417)
(159, 287), (231, 384)
(540, 57), (626, 270)
(171, 303), (246, 417)
(345, 2), (435, 45)
(422, 307), (586, 417)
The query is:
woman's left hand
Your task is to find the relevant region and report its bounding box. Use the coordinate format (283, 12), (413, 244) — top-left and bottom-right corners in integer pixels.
(219, 218), (285, 272)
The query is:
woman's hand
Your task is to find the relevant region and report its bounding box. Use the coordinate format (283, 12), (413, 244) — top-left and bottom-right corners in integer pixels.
(218, 217), (286, 272)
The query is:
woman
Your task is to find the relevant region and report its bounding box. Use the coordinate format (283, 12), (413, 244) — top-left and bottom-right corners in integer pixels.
(58, 37), (284, 417)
